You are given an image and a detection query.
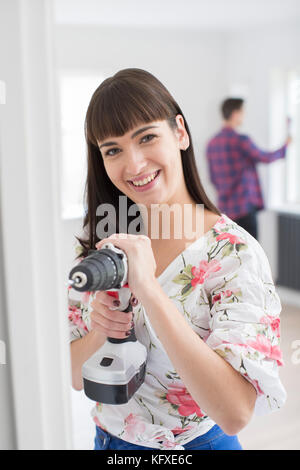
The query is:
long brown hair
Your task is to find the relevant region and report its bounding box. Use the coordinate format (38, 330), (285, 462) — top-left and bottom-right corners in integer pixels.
(75, 68), (220, 259)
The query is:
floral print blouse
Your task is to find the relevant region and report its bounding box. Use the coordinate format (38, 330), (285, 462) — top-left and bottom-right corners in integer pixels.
(68, 213), (287, 450)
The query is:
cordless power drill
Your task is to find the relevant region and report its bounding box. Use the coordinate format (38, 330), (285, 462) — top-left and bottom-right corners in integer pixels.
(68, 242), (147, 405)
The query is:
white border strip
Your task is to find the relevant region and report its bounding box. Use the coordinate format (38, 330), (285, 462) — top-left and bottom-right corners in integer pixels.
(0, 81), (6, 104)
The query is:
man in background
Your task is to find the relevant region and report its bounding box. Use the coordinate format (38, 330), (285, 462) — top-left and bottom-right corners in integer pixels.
(206, 98), (291, 239)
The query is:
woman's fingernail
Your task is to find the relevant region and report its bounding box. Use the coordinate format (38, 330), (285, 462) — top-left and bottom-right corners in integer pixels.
(113, 300), (120, 306)
(131, 297), (139, 306)
(126, 330), (131, 336)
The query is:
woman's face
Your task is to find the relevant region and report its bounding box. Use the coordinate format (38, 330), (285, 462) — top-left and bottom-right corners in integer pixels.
(97, 114), (190, 208)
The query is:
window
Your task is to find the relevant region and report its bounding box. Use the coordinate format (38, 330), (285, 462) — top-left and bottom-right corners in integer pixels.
(286, 71), (300, 204)
(269, 68), (300, 210)
(59, 73), (105, 219)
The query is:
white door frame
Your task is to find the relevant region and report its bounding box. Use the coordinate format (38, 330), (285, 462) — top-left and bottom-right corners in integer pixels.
(0, 0), (72, 449)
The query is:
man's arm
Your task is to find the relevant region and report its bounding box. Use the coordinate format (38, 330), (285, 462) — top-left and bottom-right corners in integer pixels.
(240, 135), (288, 163)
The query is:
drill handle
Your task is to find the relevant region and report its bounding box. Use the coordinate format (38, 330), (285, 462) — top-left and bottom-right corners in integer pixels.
(105, 286), (136, 344)
(106, 290), (136, 344)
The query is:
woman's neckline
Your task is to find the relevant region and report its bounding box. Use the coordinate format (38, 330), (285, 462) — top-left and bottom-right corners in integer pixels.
(156, 213), (226, 284)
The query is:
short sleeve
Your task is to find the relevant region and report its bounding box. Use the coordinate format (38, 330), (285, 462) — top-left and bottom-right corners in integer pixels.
(67, 243), (92, 343)
(203, 227), (287, 416)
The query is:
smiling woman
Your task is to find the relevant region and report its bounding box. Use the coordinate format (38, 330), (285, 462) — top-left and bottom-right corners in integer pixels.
(68, 68), (286, 451)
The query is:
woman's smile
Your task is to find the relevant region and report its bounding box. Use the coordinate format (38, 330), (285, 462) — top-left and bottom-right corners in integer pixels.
(128, 169), (161, 192)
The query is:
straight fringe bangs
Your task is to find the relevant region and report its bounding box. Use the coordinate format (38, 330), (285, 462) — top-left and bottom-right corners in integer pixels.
(85, 70), (178, 146)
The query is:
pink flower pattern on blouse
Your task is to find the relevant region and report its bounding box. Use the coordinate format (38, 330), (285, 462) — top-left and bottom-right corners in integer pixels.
(215, 231), (245, 245)
(191, 259), (221, 287)
(166, 384), (205, 417)
(68, 305), (88, 332)
(68, 213), (286, 450)
(260, 315), (281, 337)
(123, 413), (147, 440)
(247, 334), (283, 366)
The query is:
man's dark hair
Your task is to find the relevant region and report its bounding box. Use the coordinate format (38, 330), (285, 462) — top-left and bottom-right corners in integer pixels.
(221, 98), (244, 120)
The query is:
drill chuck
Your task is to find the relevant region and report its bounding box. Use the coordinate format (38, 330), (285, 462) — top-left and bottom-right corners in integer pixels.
(69, 245), (127, 292)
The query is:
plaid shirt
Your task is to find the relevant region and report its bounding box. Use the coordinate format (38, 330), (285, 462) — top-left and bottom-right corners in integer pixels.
(206, 126), (287, 220)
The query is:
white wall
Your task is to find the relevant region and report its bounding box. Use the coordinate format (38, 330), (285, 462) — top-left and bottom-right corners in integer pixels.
(54, 24), (228, 211)
(53, 0), (300, 31)
(0, 0), (73, 449)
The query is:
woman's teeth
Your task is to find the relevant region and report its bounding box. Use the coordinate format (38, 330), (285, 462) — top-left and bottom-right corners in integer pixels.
(131, 170), (158, 187)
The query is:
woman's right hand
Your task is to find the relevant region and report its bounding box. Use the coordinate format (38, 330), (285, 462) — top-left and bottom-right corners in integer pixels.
(90, 291), (133, 339)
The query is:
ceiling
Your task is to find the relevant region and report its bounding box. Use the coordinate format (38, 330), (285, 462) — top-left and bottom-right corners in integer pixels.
(54, 0), (300, 30)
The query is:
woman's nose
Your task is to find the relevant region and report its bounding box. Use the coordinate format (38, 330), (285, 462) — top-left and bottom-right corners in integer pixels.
(125, 149), (148, 176)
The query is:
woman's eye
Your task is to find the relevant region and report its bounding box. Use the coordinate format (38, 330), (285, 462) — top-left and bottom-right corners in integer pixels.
(104, 134), (156, 157)
(105, 148), (119, 157)
(140, 134), (156, 143)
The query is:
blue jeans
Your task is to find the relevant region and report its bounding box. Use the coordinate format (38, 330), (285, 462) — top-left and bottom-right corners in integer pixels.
(94, 424), (243, 450)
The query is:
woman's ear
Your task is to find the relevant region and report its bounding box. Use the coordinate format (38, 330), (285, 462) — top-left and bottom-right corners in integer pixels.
(175, 114), (190, 151)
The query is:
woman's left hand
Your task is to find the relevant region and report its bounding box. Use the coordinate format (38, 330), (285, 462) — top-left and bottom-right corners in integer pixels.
(95, 234), (157, 301)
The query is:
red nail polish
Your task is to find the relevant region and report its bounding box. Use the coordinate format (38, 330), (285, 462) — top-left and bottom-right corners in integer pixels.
(131, 297), (138, 306)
